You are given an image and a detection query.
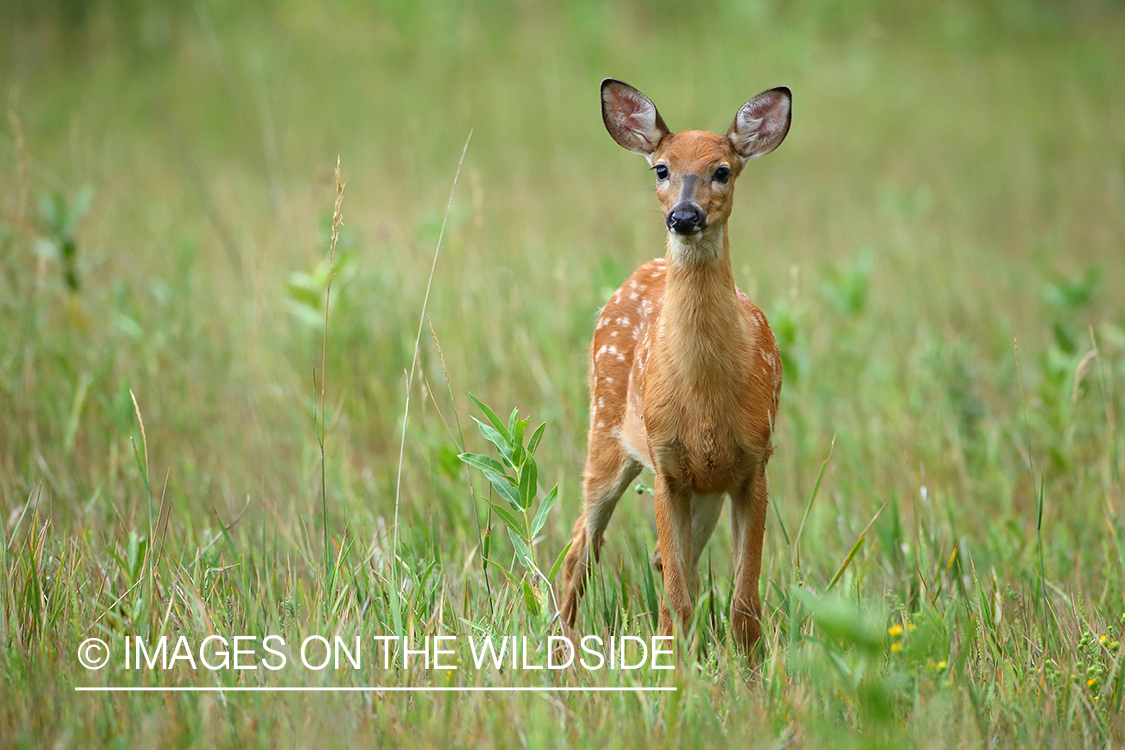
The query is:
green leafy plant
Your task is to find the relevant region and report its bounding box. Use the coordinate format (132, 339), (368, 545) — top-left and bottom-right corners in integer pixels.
(34, 187), (93, 291)
(285, 216), (356, 329)
(790, 587), (909, 735)
(821, 249), (873, 318)
(459, 394), (568, 620)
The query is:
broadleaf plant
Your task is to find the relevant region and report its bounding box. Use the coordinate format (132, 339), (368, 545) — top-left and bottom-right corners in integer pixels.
(460, 394), (564, 621)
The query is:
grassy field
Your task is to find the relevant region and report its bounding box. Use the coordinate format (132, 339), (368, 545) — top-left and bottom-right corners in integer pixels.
(2, 0), (1124, 746)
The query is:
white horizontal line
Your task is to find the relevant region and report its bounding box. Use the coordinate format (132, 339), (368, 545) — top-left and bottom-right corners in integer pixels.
(74, 686), (676, 693)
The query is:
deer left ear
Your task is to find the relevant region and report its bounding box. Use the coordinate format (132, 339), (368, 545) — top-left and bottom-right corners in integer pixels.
(727, 86), (792, 161)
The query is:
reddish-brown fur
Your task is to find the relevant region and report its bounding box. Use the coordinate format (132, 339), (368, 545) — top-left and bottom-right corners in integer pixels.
(559, 79), (791, 658)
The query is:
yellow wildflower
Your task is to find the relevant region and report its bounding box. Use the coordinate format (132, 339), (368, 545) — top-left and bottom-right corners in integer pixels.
(887, 625), (903, 637)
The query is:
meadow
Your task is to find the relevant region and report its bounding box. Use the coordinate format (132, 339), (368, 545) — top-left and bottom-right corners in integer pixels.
(1, 0), (1124, 746)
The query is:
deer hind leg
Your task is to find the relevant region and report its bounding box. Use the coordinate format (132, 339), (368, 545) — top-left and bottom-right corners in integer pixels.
(686, 493), (725, 594)
(651, 493), (724, 595)
(730, 469), (769, 656)
(559, 434), (641, 627)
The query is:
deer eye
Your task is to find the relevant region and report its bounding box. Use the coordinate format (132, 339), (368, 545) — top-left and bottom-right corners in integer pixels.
(713, 166), (731, 184)
(654, 164), (669, 181)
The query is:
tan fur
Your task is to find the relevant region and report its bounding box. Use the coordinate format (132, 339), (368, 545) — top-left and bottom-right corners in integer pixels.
(560, 80), (790, 659)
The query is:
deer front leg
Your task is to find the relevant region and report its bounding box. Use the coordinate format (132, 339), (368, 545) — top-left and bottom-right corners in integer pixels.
(730, 469), (769, 656)
(653, 469), (694, 642)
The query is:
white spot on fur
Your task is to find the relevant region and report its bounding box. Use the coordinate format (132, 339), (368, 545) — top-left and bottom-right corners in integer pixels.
(629, 292), (639, 301)
(596, 421), (605, 429)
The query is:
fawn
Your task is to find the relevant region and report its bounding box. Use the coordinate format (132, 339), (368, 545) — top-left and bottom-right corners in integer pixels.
(559, 79), (791, 656)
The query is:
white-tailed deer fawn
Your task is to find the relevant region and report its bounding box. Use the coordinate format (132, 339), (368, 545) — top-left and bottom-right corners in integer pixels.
(559, 79), (791, 657)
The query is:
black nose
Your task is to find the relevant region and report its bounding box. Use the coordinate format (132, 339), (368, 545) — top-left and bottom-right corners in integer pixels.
(667, 204), (705, 234)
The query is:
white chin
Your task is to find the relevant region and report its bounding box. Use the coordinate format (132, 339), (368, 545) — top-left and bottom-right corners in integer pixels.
(668, 226), (722, 262)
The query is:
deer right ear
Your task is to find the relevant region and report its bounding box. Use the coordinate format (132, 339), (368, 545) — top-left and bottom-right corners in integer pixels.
(601, 79), (670, 158)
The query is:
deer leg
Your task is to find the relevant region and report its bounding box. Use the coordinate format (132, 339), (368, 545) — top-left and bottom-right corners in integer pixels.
(652, 493), (723, 592)
(686, 493), (725, 595)
(653, 470), (695, 641)
(560, 434), (641, 627)
(730, 469), (769, 656)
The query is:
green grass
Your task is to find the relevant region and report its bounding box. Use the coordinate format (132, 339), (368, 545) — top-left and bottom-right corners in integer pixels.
(2, 0), (1124, 746)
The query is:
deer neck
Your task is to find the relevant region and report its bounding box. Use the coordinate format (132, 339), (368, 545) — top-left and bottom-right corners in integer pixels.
(660, 225), (754, 387)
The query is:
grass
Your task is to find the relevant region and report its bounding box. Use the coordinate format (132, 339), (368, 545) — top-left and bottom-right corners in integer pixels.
(1, 0), (1124, 746)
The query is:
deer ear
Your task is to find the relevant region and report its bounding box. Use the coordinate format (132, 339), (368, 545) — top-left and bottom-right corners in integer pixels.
(601, 79), (670, 157)
(727, 86), (791, 161)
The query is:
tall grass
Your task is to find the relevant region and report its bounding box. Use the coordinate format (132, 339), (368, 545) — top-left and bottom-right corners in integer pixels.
(1, 0), (1124, 746)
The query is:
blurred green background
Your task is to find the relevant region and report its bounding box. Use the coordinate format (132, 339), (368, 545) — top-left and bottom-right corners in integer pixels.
(1, 0), (1123, 745)
(3, 0), (1119, 534)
